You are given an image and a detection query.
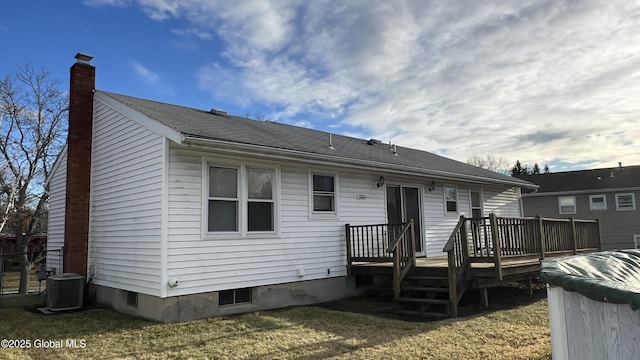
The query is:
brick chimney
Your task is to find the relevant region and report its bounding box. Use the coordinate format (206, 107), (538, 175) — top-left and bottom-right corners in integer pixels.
(63, 53), (95, 275)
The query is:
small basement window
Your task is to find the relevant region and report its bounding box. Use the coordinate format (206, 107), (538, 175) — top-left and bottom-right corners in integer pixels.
(125, 291), (138, 308)
(219, 288), (252, 306)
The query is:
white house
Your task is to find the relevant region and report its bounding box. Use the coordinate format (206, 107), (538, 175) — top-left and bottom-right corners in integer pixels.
(46, 54), (535, 322)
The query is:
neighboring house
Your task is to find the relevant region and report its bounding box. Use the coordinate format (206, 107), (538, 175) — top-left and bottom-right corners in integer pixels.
(45, 54), (536, 322)
(520, 164), (640, 250)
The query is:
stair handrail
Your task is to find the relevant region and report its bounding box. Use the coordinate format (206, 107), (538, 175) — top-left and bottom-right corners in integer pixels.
(442, 215), (470, 317)
(386, 220), (416, 300)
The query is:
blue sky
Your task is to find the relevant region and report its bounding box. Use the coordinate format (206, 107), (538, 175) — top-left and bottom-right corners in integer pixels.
(2, 1), (639, 171)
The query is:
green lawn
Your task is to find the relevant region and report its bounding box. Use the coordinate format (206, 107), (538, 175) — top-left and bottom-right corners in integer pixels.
(0, 292), (551, 360)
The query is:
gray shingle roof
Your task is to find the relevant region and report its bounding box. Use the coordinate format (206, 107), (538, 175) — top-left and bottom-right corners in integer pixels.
(521, 165), (640, 193)
(99, 91), (534, 188)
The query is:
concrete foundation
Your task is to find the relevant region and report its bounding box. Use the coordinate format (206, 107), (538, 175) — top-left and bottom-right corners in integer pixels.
(94, 276), (359, 322)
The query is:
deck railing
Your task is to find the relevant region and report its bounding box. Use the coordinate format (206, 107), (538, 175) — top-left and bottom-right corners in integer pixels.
(464, 214), (601, 279)
(442, 215), (470, 317)
(345, 220), (415, 300)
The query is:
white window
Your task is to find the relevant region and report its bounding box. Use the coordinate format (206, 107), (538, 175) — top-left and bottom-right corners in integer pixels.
(206, 163), (276, 235)
(470, 190), (483, 218)
(312, 174), (336, 213)
(634, 235), (640, 250)
(589, 194), (607, 211)
(208, 166), (239, 232)
(444, 185), (458, 213)
(615, 193), (636, 211)
(558, 196), (576, 215)
(247, 168), (274, 231)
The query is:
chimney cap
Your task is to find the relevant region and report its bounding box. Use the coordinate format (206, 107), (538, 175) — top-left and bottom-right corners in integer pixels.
(75, 53), (94, 65)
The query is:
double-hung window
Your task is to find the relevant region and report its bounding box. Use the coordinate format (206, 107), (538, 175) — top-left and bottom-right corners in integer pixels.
(615, 193), (636, 211)
(589, 195), (607, 211)
(444, 185), (458, 213)
(470, 190), (483, 218)
(312, 174), (336, 212)
(558, 196), (576, 215)
(208, 167), (239, 232)
(206, 164), (276, 235)
(247, 168), (274, 231)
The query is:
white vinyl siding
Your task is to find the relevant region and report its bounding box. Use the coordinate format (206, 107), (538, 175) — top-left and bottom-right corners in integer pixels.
(46, 150), (67, 274)
(166, 144), (386, 296)
(424, 183), (521, 256)
(88, 101), (164, 296)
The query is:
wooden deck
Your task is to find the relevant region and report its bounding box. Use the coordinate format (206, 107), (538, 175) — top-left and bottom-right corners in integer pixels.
(345, 214), (601, 318)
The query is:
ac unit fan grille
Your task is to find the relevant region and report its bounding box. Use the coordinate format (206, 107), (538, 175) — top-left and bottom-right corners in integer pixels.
(47, 273), (84, 311)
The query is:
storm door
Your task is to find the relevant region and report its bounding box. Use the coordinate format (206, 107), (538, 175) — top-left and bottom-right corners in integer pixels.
(386, 185), (423, 254)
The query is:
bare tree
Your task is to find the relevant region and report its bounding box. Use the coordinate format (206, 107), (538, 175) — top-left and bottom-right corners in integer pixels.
(467, 155), (510, 175)
(0, 65), (67, 293)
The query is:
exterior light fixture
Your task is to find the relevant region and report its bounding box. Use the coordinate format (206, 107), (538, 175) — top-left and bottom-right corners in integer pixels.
(428, 181), (436, 192)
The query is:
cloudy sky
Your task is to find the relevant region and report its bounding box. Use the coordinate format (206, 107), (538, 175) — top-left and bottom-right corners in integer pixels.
(2, 1), (639, 171)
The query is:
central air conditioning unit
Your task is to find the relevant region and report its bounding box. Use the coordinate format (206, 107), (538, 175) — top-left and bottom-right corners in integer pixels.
(46, 273), (85, 311)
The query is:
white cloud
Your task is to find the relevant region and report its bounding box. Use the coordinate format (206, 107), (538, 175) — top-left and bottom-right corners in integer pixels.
(130, 60), (161, 85)
(113, 0), (640, 169)
(82, 0), (130, 7)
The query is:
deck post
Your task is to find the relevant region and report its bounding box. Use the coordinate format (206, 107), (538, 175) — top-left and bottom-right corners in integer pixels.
(537, 215), (546, 260)
(570, 217), (578, 255)
(447, 250), (458, 317)
(460, 215), (470, 272)
(393, 245), (401, 302)
(596, 218), (602, 251)
(410, 219), (416, 268)
(345, 224), (352, 275)
(480, 287), (489, 308)
(489, 213), (503, 281)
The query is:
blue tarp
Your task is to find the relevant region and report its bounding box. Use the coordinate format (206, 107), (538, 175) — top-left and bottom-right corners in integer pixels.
(539, 250), (640, 310)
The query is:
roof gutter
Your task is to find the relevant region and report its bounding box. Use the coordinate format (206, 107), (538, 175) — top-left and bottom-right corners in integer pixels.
(182, 135), (538, 189)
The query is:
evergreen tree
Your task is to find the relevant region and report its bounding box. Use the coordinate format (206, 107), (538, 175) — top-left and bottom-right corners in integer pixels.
(532, 163), (541, 174)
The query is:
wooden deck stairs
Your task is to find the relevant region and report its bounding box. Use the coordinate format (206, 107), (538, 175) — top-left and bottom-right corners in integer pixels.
(395, 272), (453, 318)
(346, 214), (601, 318)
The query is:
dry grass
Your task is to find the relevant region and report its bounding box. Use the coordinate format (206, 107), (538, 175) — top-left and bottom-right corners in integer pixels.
(0, 290), (551, 360)
(1, 270), (45, 294)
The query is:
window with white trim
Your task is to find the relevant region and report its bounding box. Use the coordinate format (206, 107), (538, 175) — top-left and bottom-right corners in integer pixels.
(247, 168), (274, 231)
(589, 194), (607, 211)
(470, 190), (483, 218)
(558, 196), (576, 215)
(208, 166), (239, 232)
(615, 193), (636, 211)
(206, 164), (276, 234)
(312, 174), (336, 212)
(444, 185), (458, 213)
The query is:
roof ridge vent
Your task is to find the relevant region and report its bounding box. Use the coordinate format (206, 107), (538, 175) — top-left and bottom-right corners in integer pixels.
(209, 108), (228, 117)
(367, 138), (381, 145)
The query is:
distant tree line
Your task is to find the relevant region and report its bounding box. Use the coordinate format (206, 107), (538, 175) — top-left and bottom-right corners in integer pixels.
(509, 160), (550, 176)
(467, 155), (550, 177)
